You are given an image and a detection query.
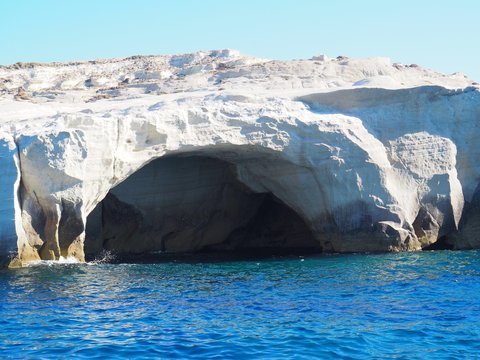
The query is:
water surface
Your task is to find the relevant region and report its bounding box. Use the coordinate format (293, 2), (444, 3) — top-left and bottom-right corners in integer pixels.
(1, 251), (479, 359)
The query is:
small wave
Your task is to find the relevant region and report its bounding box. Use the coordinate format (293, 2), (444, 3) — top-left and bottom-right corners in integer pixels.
(25, 256), (81, 267)
(87, 250), (116, 265)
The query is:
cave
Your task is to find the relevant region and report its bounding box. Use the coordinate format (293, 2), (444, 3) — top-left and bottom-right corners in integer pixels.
(84, 155), (322, 261)
(423, 236), (454, 251)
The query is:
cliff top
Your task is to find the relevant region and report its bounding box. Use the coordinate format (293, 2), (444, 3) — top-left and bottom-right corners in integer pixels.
(0, 49), (477, 123)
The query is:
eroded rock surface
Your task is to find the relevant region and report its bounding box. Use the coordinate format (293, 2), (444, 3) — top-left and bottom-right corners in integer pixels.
(0, 50), (479, 266)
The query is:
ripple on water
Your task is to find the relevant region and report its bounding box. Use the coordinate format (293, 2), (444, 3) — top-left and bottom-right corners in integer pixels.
(1, 251), (480, 358)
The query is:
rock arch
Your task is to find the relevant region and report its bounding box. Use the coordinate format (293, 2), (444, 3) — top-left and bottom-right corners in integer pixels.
(10, 111), (423, 265)
(10, 91), (470, 265)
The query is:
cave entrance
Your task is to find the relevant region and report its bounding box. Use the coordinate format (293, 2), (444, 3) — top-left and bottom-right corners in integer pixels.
(85, 155), (321, 261)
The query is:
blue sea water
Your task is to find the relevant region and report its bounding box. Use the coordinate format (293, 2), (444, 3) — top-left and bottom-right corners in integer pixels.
(1, 250), (480, 359)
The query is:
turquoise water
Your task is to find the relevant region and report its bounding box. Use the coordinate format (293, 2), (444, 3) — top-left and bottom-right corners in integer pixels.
(1, 251), (480, 359)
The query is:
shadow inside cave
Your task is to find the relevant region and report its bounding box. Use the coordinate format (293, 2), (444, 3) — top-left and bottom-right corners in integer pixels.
(85, 154), (322, 262)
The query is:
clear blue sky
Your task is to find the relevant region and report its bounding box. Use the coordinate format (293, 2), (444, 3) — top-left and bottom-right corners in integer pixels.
(1, 0), (478, 80)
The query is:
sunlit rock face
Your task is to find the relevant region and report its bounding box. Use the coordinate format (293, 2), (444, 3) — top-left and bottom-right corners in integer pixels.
(0, 133), (23, 266)
(0, 50), (479, 266)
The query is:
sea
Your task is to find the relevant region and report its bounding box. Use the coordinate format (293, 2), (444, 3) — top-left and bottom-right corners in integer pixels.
(1, 250), (479, 359)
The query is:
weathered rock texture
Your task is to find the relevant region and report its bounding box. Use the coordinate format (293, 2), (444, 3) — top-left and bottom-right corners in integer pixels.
(0, 50), (479, 266)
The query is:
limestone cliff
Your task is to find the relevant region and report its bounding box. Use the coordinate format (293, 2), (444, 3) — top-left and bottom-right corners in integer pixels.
(0, 50), (479, 266)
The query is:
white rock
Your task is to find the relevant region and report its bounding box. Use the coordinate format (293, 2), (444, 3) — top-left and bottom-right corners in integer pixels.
(0, 50), (479, 266)
(311, 54), (329, 61)
(0, 132), (24, 265)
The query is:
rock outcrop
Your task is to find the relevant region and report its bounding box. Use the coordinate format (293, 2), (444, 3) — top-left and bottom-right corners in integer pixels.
(0, 50), (479, 266)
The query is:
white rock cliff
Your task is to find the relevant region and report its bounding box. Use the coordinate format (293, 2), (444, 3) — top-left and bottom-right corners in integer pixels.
(0, 50), (479, 266)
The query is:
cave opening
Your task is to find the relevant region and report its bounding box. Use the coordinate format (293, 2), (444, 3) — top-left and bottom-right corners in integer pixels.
(84, 155), (322, 261)
(423, 236), (454, 251)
